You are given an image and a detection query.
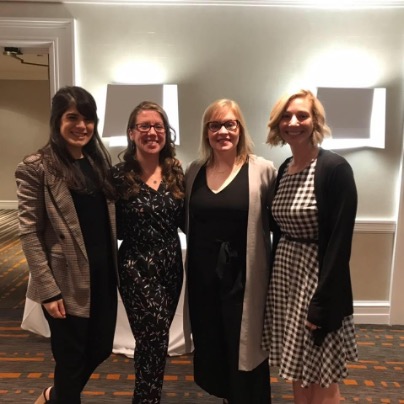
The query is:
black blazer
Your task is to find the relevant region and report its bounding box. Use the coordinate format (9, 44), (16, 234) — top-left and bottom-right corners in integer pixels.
(270, 148), (357, 332)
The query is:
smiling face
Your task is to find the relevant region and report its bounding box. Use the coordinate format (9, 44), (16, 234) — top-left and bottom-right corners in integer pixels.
(129, 109), (166, 158)
(59, 106), (94, 159)
(279, 96), (314, 148)
(206, 108), (240, 156)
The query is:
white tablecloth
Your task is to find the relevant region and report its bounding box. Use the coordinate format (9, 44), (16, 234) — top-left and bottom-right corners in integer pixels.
(21, 233), (192, 357)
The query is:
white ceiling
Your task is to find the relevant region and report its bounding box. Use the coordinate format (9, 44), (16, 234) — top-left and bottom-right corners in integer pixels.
(0, 47), (49, 81)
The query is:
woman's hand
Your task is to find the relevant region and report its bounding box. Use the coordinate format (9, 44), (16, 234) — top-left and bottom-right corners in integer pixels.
(306, 321), (319, 331)
(43, 299), (66, 319)
(307, 321), (327, 346)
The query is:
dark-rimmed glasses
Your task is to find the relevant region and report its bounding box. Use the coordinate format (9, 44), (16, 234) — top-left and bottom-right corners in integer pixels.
(207, 120), (239, 132)
(134, 123), (166, 133)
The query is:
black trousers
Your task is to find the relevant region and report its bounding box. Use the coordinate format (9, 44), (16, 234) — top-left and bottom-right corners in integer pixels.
(192, 241), (271, 403)
(120, 277), (182, 404)
(43, 292), (117, 404)
(193, 296), (271, 404)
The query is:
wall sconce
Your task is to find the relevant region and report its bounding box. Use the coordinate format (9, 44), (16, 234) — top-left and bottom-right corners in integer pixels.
(316, 87), (386, 149)
(102, 84), (180, 147)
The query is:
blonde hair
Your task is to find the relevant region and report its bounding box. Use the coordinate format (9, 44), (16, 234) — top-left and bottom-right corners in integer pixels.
(199, 99), (254, 164)
(266, 89), (331, 146)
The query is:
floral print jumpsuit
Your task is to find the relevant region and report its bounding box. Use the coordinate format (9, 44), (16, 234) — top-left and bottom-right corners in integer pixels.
(113, 164), (184, 404)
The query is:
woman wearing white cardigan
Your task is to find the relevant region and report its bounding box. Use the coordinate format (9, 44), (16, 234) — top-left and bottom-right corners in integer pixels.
(184, 99), (276, 403)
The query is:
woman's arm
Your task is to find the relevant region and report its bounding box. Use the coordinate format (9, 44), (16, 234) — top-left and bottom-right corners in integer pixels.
(15, 161), (62, 304)
(307, 161), (357, 331)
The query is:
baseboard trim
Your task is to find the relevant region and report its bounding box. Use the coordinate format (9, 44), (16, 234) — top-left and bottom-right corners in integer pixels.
(0, 201), (18, 209)
(353, 300), (390, 325)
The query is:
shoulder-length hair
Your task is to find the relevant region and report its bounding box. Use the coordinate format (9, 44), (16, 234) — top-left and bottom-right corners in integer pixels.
(199, 99), (254, 164)
(266, 89), (331, 146)
(27, 86), (115, 199)
(118, 101), (184, 200)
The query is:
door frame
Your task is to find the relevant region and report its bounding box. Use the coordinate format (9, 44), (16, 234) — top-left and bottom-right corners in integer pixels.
(0, 17), (75, 97)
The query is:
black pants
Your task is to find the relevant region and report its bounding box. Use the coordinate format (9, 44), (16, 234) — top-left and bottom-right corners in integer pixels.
(192, 241), (271, 403)
(119, 268), (182, 404)
(193, 296), (271, 404)
(43, 293), (116, 404)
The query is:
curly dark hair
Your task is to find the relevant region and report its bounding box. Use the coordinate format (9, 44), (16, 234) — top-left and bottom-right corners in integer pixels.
(25, 86), (115, 200)
(117, 101), (184, 200)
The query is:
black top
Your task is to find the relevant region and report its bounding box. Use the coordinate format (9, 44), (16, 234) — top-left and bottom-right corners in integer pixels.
(189, 164), (249, 254)
(70, 158), (116, 305)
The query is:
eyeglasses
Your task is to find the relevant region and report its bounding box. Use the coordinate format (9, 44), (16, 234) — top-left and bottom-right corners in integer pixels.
(134, 123), (165, 133)
(207, 120), (239, 132)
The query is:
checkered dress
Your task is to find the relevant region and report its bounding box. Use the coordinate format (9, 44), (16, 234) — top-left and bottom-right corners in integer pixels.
(262, 159), (358, 388)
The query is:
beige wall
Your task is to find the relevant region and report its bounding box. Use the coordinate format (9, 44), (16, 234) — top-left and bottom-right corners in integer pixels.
(1, 3), (403, 219)
(0, 2), (403, 322)
(351, 232), (393, 301)
(0, 80), (50, 200)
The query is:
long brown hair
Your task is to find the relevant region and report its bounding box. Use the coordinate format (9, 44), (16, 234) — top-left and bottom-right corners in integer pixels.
(117, 101), (184, 200)
(25, 86), (115, 200)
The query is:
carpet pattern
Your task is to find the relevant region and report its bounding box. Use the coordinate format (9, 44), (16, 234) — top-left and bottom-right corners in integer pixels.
(0, 312), (403, 403)
(0, 209), (403, 402)
(0, 209), (27, 310)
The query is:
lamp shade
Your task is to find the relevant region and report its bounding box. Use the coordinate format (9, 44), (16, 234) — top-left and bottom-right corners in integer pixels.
(102, 83), (179, 146)
(317, 87), (385, 149)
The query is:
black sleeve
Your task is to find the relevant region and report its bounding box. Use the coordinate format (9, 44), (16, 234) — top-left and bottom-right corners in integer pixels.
(42, 293), (63, 304)
(307, 161), (357, 331)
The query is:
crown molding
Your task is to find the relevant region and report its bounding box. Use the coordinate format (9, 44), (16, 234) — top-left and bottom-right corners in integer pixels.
(11, 0), (404, 8)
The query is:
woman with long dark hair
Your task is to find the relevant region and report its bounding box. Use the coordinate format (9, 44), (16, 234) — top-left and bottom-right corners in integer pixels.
(16, 86), (118, 404)
(112, 101), (185, 403)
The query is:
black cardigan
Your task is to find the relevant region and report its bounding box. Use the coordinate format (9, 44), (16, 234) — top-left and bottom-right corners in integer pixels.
(270, 148), (357, 332)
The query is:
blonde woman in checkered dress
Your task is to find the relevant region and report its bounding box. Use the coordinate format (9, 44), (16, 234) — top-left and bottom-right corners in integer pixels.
(262, 89), (358, 403)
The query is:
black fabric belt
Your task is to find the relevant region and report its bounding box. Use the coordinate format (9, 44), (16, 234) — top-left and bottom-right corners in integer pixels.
(282, 233), (318, 245)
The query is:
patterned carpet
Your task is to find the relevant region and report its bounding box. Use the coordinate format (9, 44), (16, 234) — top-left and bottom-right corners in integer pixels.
(0, 209), (27, 310)
(1, 312), (403, 403)
(0, 210), (404, 403)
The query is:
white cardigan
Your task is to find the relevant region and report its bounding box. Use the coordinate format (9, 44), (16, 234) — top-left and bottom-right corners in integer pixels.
(184, 155), (277, 371)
